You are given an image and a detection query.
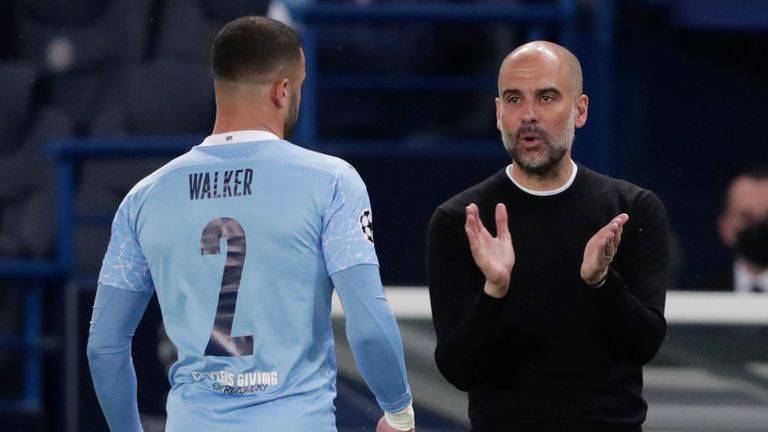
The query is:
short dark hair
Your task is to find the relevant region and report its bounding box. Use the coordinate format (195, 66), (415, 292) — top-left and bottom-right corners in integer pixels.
(212, 16), (302, 83)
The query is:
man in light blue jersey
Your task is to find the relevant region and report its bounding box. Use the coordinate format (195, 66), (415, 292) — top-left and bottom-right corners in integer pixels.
(87, 16), (416, 432)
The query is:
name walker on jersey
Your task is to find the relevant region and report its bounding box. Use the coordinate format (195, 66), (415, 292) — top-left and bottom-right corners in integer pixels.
(189, 168), (253, 200)
(192, 369), (279, 395)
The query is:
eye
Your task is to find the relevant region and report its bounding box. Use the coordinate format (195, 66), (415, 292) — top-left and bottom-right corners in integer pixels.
(507, 96), (520, 104)
(541, 94), (553, 102)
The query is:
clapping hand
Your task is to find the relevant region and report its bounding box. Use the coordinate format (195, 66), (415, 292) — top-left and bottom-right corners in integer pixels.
(580, 213), (629, 287)
(465, 203), (516, 298)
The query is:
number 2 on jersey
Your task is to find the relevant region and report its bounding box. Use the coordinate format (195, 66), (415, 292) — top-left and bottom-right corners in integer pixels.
(201, 217), (253, 356)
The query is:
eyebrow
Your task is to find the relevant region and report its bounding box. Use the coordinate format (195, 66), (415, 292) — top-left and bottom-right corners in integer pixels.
(501, 87), (563, 98)
(537, 87), (562, 97)
(501, 89), (522, 98)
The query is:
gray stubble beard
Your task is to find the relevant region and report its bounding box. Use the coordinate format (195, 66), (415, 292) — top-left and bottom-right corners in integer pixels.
(501, 110), (575, 178)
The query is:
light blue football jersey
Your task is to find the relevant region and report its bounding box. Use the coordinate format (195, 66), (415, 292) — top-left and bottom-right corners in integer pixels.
(98, 131), (380, 430)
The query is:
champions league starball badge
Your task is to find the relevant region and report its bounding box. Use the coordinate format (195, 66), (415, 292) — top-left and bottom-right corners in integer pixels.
(359, 208), (374, 244)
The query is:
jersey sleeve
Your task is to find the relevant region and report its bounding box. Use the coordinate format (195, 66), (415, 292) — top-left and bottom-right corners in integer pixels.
(332, 264), (412, 413)
(322, 164), (379, 275)
(98, 193), (155, 293)
(87, 283), (152, 432)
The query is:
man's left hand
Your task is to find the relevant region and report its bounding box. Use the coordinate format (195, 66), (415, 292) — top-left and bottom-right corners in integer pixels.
(580, 213), (629, 286)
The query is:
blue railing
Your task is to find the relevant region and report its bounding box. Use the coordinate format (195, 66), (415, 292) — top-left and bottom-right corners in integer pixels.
(0, 280), (49, 414)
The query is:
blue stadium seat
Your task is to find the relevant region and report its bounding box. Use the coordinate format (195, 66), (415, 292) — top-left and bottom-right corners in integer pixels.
(0, 61), (73, 259)
(14, 0), (153, 130)
(0, 62), (36, 153)
(154, 0), (270, 63)
(91, 61), (215, 136)
(0, 61), (72, 429)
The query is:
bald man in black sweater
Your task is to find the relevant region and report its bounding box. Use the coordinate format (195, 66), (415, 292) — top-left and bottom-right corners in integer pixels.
(426, 41), (668, 432)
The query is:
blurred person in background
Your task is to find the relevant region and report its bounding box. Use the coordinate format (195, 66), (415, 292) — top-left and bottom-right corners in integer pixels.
(426, 41), (669, 431)
(717, 166), (768, 293)
(87, 16), (415, 432)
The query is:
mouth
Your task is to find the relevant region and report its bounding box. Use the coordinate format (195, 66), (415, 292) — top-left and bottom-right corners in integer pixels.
(518, 134), (544, 149)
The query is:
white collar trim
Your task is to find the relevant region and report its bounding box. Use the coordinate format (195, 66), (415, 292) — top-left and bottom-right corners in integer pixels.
(505, 160), (578, 196)
(201, 130), (280, 146)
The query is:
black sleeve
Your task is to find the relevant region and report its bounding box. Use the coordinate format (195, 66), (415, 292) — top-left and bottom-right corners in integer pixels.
(587, 191), (669, 366)
(426, 207), (507, 391)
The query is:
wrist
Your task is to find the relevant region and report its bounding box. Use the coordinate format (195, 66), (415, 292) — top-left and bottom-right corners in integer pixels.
(483, 279), (509, 298)
(584, 271), (608, 288)
(384, 402), (415, 431)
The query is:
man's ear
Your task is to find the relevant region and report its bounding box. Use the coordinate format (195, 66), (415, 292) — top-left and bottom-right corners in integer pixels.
(495, 97), (502, 131)
(270, 78), (290, 109)
(575, 94), (589, 128)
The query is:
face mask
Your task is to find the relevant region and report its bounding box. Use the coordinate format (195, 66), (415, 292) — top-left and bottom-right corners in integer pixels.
(735, 221), (768, 267)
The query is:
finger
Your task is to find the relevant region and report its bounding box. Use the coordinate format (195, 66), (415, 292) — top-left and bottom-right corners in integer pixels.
(611, 214), (627, 250)
(472, 204), (493, 237)
(467, 203), (477, 217)
(495, 203), (510, 240)
(598, 219), (619, 237)
(604, 232), (616, 257)
(465, 221), (479, 252)
(469, 203), (480, 219)
(465, 210), (479, 245)
(465, 205), (475, 231)
(601, 213), (628, 235)
(614, 224), (623, 249)
(614, 213), (629, 227)
(467, 211), (490, 252)
(466, 205), (483, 236)
(597, 230), (609, 251)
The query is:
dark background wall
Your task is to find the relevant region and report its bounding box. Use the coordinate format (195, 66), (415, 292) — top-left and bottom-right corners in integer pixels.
(613, 3), (768, 288)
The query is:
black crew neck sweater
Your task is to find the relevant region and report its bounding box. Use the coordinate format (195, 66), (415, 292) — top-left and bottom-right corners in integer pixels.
(426, 164), (669, 431)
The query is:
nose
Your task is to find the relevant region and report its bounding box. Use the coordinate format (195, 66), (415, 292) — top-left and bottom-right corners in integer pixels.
(520, 99), (537, 122)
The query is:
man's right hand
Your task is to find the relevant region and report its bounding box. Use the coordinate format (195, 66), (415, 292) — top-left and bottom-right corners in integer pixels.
(465, 203), (515, 298)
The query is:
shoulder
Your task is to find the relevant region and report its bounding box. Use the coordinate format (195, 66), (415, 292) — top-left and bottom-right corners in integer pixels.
(578, 165), (645, 197)
(279, 140), (351, 170)
(429, 169), (508, 235)
(280, 141), (364, 184)
(121, 150), (202, 203)
(578, 165), (665, 212)
(436, 169), (508, 217)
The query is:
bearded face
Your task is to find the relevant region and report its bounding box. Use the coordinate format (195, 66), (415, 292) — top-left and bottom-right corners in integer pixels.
(501, 105), (576, 177)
